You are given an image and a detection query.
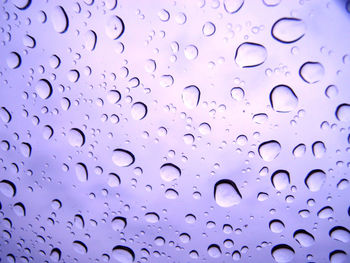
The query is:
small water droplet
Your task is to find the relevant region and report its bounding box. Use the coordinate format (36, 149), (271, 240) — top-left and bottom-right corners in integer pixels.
(202, 22), (216, 36)
(73, 240), (88, 254)
(184, 45), (199, 60)
(208, 244), (222, 258)
(293, 229), (315, 247)
(271, 170), (290, 191)
(6, 52), (21, 69)
(329, 226), (350, 243)
(112, 217), (127, 231)
(0, 180), (16, 198)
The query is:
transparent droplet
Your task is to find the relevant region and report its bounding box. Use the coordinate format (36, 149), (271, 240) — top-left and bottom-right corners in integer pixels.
(12, 0), (31, 10)
(112, 217), (127, 231)
(223, 0), (244, 14)
(13, 202), (26, 217)
(0, 180), (16, 198)
(35, 79), (53, 99)
(272, 18), (306, 43)
(73, 241), (88, 254)
(84, 30), (97, 51)
(20, 142), (32, 158)
(292, 143), (306, 158)
(258, 140), (281, 162)
(50, 248), (62, 262)
(198, 122), (211, 135)
(165, 188), (179, 199)
(325, 85), (338, 99)
(52, 6), (69, 33)
(312, 141), (326, 158)
(269, 219), (285, 233)
(23, 34), (36, 48)
(184, 45), (198, 60)
(75, 163), (88, 182)
(270, 85), (298, 113)
(317, 206), (334, 219)
(107, 90), (121, 104)
(0, 107), (12, 123)
(214, 179), (242, 207)
(112, 149), (135, 167)
(329, 250), (348, 263)
(299, 62), (325, 84)
(335, 103), (350, 122)
(106, 16), (125, 39)
(158, 9), (170, 22)
(160, 75), (174, 87)
(305, 169), (326, 192)
(271, 244), (295, 263)
(112, 246), (135, 263)
(67, 70), (80, 83)
(131, 102), (147, 120)
(145, 59), (156, 73)
(7, 52), (21, 69)
(74, 214), (85, 229)
(230, 87), (245, 101)
(263, 0), (281, 7)
(108, 173), (121, 187)
(160, 163), (181, 182)
(68, 128), (85, 147)
(293, 230), (315, 247)
(182, 85), (200, 109)
(271, 170), (290, 191)
(208, 244), (222, 258)
(235, 42), (267, 68)
(145, 212), (159, 223)
(329, 226), (350, 243)
(202, 22), (216, 36)
(43, 125), (54, 140)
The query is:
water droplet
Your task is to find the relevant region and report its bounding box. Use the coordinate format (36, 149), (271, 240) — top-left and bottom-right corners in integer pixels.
(312, 141), (326, 158)
(182, 85), (200, 109)
(214, 179), (242, 207)
(107, 90), (121, 104)
(75, 163), (88, 182)
(67, 69), (80, 83)
(145, 59), (156, 73)
(271, 244), (295, 263)
(112, 217), (127, 231)
(158, 9), (170, 22)
(106, 16), (125, 39)
(43, 125), (54, 140)
(160, 75), (174, 87)
(329, 226), (350, 243)
(68, 128), (85, 147)
(108, 173), (121, 187)
(165, 188), (179, 199)
(35, 79), (53, 100)
(325, 85), (338, 99)
(0, 107), (12, 123)
(7, 52), (21, 69)
(223, 0), (244, 14)
(263, 0), (281, 6)
(112, 149), (135, 167)
(23, 34), (36, 48)
(317, 206), (333, 219)
(184, 45), (198, 60)
(183, 134), (195, 144)
(271, 18), (306, 43)
(292, 143), (306, 158)
(13, 202), (26, 217)
(208, 244), (222, 258)
(337, 179), (349, 190)
(84, 30), (97, 51)
(49, 55), (61, 68)
(258, 140), (281, 162)
(160, 163), (181, 182)
(232, 250), (241, 260)
(198, 122), (211, 135)
(131, 102), (147, 120)
(329, 250), (348, 263)
(305, 169), (326, 192)
(52, 6), (69, 33)
(12, 0), (31, 10)
(112, 245), (135, 263)
(105, 0), (117, 10)
(0, 180), (16, 197)
(230, 87), (245, 101)
(235, 42), (267, 68)
(73, 240), (88, 254)
(271, 170), (290, 191)
(20, 142), (32, 158)
(299, 62), (325, 84)
(50, 248), (62, 262)
(293, 230), (315, 247)
(145, 212), (160, 223)
(270, 85), (298, 113)
(202, 22), (216, 36)
(74, 214), (85, 229)
(269, 219), (285, 233)
(335, 103), (350, 122)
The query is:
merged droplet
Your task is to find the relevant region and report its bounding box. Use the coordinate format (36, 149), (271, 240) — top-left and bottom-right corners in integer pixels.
(131, 102), (147, 120)
(269, 85), (298, 113)
(52, 6), (69, 33)
(223, 0), (244, 14)
(271, 244), (295, 263)
(304, 169), (326, 192)
(271, 18), (306, 43)
(335, 103), (350, 122)
(182, 85), (200, 109)
(106, 16), (125, 39)
(75, 163), (88, 182)
(112, 246), (135, 263)
(299, 62), (325, 84)
(160, 163), (181, 182)
(293, 230), (315, 247)
(214, 179), (242, 207)
(235, 42), (267, 68)
(35, 79), (53, 100)
(112, 149), (135, 167)
(68, 128), (85, 147)
(258, 140), (281, 162)
(271, 170), (290, 191)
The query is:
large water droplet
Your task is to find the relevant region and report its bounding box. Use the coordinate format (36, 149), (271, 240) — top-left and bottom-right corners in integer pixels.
(271, 244), (295, 263)
(0, 107), (12, 123)
(271, 170), (290, 191)
(258, 140), (281, 162)
(329, 226), (350, 243)
(207, 244), (222, 258)
(317, 206), (334, 219)
(182, 85), (200, 109)
(299, 62), (325, 84)
(75, 163), (88, 182)
(223, 0), (244, 14)
(112, 149), (135, 167)
(35, 79), (53, 100)
(112, 217), (127, 231)
(293, 230), (315, 247)
(270, 85), (298, 113)
(73, 240), (88, 254)
(50, 248), (61, 262)
(292, 143), (306, 158)
(160, 163), (181, 182)
(20, 142), (32, 158)
(145, 212), (160, 223)
(0, 180), (16, 198)
(184, 45), (198, 60)
(214, 179), (242, 207)
(106, 16), (125, 39)
(112, 246), (135, 263)
(131, 102), (147, 120)
(335, 103), (350, 122)
(7, 52), (21, 69)
(12, 0), (31, 10)
(202, 22), (216, 36)
(312, 141), (326, 158)
(52, 6), (69, 33)
(68, 128), (85, 147)
(305, 169), (326, 192)
(230, 87), (245, 101)
(329, 250), (348, 263)
(84, 30), (97, 51)
(235, 42), (267, 68)
(269, 219), (285, 233)
(271, 18), (306, 43)
(13, 202), (26, 217)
